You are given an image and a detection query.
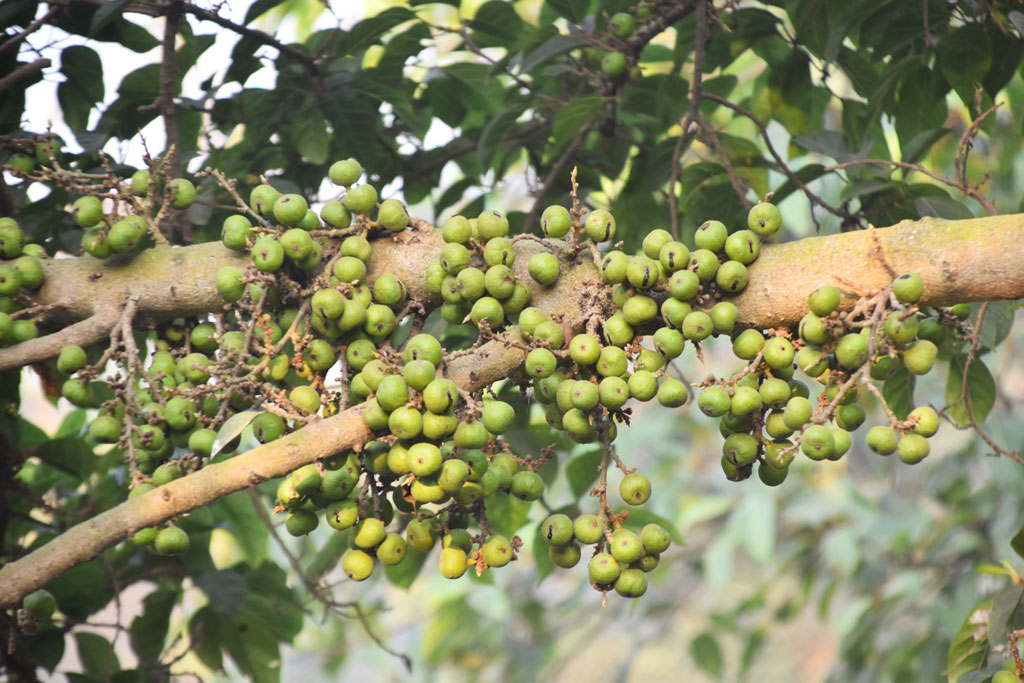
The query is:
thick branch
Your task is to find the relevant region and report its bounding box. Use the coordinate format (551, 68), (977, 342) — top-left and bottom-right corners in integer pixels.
(731, 214), (1024, 327)
(3, 215), (1022, 374)
(1, 214), (1023, 603)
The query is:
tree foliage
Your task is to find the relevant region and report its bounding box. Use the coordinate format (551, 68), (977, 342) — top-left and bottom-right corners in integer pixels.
(1, 1), (1024, 681)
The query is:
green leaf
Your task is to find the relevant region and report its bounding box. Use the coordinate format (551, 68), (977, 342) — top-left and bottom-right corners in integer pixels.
(937, 24), (992, 106)
(550, 95), (605, 154)
(213, 410), (258, 457)
(915, 195), (973, 220)
(478, 103), (527, 172)
(944, 353), (996, 428)
(976, 563), (1011, 576)
(385, 547), (428, 589)
(245, 564), (303, 642)
(210, 491), (269, 565)
(987, 583), (1024, 651)
(1012, 525), (1024, 560)
(58, 46), (104, 132)
(532, 521), (556, 581)
(130, 589), (177, 661)
(565, 448), (602, 499)
(56, 409), (87, 438)
(946, 599), (990, 682)
(21, 625), (65, 672)
(468, 1), (526, 48)
(977, 300), (1016, 351)
(545, 0), (589, 22)
(75, 632), (120, 679)
(89, 0), (133, 35)
(901, 128), (951, 164)
(290, 100), (330, 165)
(243, 0), (283, 25)
(690, 632), (723, 677)
(740, 628), (765, 673)
(484, 493), (532, 538)
(882, 364), (915, 420)
(521, 33), (587, 74)
(339, 7), (416, 55)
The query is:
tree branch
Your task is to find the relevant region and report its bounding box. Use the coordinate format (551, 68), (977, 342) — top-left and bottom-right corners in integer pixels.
(0, 58), (50, 95)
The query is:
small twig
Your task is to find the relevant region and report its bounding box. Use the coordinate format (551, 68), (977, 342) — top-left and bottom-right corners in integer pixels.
(700, 93), (859, 225)
(0, 58), (50, 94)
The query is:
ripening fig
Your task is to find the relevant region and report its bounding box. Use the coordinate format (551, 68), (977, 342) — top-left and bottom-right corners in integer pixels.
(584, 209), (616, 242)
(341, 549), (374, 581)
(481, 535), (513, 567)
(619, 472), (652, 505)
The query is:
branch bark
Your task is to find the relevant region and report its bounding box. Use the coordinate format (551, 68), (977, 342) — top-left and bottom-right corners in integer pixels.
(1, 213), (1023, 605)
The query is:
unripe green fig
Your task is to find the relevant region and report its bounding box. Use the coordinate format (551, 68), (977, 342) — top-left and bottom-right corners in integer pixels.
(724, 230), (760, 264)
(251, 236), (285, 272)
(866, 425), (899, 455)
(609, 528), (644, 563)
(154, 526), (190, 555)
(108, 218), (144, 253)
(220, 215), (254, 251)
(57, 344), (87, 374)
(344, 184), (378, 215)
(716, 260), (749, 293)
(747, 201), (782, 236)
(168, 178), (195, 209)
(903, 339), (937, 375)
(329, 159), (362, 186)
(321, 199), (351, 228)
(23, 589), (57, 619)
(608, 11), (635, 38)
(808, 284), (841, 316)
(378, 198), (409, 231)
(908, 406), (939, 437)
(72, 195), (103, 228)
(897, 433), (930, 464)
(666, 271), (699, 303)
(477, 210), (509, 240)
(286, 509), (319, 536)
(601, 51), (627, 78)
(549, 543), (582, 568)
(528, 252), (560, 285)
(891, 272), (924, 303)
(615, 568), (648, 598)
(801, 424), (835, 461)
(510, 470), (544, 501)
(541, 205), (571, 237)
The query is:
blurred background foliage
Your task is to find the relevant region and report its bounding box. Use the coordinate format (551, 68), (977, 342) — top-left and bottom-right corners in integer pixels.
(2, 0), (1024, 681)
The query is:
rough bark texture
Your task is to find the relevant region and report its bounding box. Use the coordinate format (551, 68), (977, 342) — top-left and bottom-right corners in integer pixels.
(1, 214), (1023, 605)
